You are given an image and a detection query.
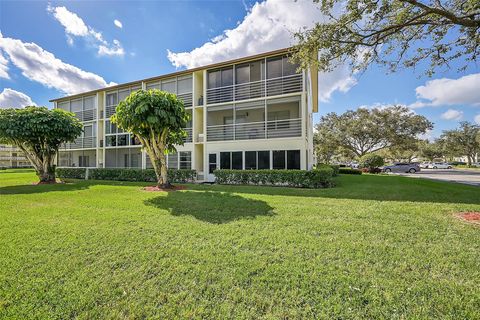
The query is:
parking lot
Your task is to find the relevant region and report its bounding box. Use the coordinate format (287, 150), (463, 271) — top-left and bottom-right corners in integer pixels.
(396, 168), (480, 186)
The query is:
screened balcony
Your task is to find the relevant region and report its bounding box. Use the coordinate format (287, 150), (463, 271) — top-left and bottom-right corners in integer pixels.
(206, 55), (303, 105)
(146, 75), (193, 108)
(206, 96), (301, 142)
(58, 150), (96, 167)
(58, 96), (96, 122)
(61, 124), (96, 149)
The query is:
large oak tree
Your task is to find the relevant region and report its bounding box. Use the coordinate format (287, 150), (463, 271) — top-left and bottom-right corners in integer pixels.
(112, 89), (190, 188)
(0, 106), (83, 183)
(440, 121), (480, 165)
(292, 0), (479, 76)
(314, 105), (433, 158)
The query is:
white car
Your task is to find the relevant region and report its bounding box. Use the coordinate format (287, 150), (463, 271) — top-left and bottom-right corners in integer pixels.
(419, 162), (431, 169)
(428, 162), (452, 169)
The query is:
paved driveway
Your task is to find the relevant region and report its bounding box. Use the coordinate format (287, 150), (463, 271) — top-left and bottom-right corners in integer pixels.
(396, 168), (480, 186)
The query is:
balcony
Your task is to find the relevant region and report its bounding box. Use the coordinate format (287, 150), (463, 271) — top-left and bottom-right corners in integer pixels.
(0, 156), (27, 161)
(177, 93), (193, 108)
(206, 118), (301, 142)
(74, 109), (96, 121)
(62, 137), (97, 149)
(0, 146), (19, 152)
(183, 128), (193, 143)
(206, 74), (302, 105)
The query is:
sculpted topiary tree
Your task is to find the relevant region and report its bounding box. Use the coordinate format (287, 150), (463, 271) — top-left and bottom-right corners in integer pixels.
(111, 89), (189, 188)
(0, 106), (83, 183)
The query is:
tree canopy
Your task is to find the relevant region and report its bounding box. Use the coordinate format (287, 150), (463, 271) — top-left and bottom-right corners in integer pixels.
(314, 105), (433, 159)
(0, 106), (83, 183)
(111, 89), (189, 188)
(440, 121), (480, 165)
(292, 0), (479, 76)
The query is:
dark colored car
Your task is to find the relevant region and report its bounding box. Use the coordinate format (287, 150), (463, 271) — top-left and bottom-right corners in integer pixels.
(383, 163), (421, 173)
(448, 161), (466, 166)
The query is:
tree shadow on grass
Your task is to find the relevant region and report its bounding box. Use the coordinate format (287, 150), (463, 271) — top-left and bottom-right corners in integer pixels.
(0, 182), (91, 195)
(144, 190), (275, 224)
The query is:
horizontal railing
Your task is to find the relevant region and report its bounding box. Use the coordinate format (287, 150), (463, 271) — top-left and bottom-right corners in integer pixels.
(105, 105), (116, 118)
(0, 156), (27, 161)
(177, 93), (193, 108)
(206, 118), (301, 141)
(206, 74), (303, 105)
(62, 137), (96, 149)
(183, 128), (193, 143)
(74, 109), (96, 121)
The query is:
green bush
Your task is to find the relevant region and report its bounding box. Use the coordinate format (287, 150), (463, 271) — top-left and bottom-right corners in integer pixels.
(213, 169), (335, 188)
(56, 167), (86, 179)
(359, 154), (384, 172)
(338, 168), (362, 175)
(56, 168), (196, 183)
(317, 164), (339, 176)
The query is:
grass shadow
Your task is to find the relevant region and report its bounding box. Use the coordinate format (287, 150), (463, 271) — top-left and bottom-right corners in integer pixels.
(0, 182), (91, 195)
(144, 190), (275, 224)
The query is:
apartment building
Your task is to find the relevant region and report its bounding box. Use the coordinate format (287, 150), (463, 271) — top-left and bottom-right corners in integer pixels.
(0, 144), (31, 168)
(51, 48), (318, 181)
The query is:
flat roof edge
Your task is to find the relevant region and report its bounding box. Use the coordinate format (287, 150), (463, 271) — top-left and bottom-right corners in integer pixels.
(50, 47), (293, 102)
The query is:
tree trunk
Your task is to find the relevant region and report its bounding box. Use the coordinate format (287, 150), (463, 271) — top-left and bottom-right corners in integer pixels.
(146, 147), (171, 189)
(467, 155), (472, 166)
(36, 159), (56, 184)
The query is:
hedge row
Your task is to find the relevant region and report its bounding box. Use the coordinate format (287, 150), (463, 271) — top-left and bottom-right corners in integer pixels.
(317, 164), (339, 176)
(338, 168), (362, 175)
(213, 169), (335, 188)
(56, 168), (196, 183)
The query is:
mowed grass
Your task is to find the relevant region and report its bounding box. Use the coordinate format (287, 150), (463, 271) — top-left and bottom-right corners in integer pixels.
(0, 169), (479, 319)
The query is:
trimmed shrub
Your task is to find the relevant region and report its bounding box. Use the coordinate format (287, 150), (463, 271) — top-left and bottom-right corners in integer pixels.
(361, 167), (382, 174)
(213, 169), (335, 188)
(359, 154), (384, 173)
(338, 168), (362, 175)
(56, 168), (196, 183)
(317, 164), (339, 176)
(56, 167), (86, 179)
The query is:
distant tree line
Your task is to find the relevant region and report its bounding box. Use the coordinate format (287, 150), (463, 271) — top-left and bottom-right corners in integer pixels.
(314, 106), (480, 165)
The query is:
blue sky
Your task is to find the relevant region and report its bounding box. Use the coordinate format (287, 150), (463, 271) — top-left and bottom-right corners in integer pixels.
(0, 0), (479, 139)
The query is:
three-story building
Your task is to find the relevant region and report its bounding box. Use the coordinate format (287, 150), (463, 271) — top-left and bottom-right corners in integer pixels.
(51, 48), (318, 181)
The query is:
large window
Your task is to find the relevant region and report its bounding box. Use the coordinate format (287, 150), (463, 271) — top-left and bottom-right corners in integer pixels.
(245, 151), (270, 170)
(273, 150), (300, 170)
(220, 151), (242, 170)
(58, 95), (96, 121)
(267, 56), (300, 79)
(179, 151), (192, 169)
(105, 148), (141, 168)
(208, 67), (233, 89)
(105, 85), (140, 117)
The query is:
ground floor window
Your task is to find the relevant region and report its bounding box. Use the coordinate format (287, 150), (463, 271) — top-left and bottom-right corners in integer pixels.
(146, 151), (192, 170)
(105, 148), (141, 168)
(220, 151), (242, 170)
(217, 149), (300, 170)
(58, 150), (96, 167)
(273, 150), (300, 170)
(245, 151), (270, 170)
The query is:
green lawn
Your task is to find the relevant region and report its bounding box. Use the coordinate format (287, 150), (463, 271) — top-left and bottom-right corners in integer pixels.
(1, 169), (479, 319)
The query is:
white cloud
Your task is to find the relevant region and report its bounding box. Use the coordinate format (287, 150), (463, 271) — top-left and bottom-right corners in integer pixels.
(114, 19), (123, 29)
(0, 88), (36, 108)
(167, 0), (355, 102)
(98, 39), (125, 57)
(47, 5), (125, 57)
(0, 33), (116, 95)
(474, 114), (480, 125)
(409, 73), (480, 108)
(0, 50), (9, 79)
(441, 109), (463, 121)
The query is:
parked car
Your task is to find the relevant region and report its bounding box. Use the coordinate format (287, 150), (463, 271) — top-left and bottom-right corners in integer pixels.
(383, 163), (421, 173)
(428, 162), (452, 169)
(419, 162), (431, 169)
(349, 162), (359, 169)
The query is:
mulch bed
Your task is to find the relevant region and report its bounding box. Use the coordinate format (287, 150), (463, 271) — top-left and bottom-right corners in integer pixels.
(455, 212), (480, 225)
(143, 185), (187, 192)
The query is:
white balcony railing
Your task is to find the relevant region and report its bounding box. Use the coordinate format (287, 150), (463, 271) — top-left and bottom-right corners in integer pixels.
(206, 74), (303, 105)
(0, 156), (27, 161)
(177, 93), (193, 108)
(74, 109), (96, 121)
(105, 105), (116, 118)
(183, 128), (193, 143)
(206, 118), (301, 142)
(62, 137), (96, 149)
